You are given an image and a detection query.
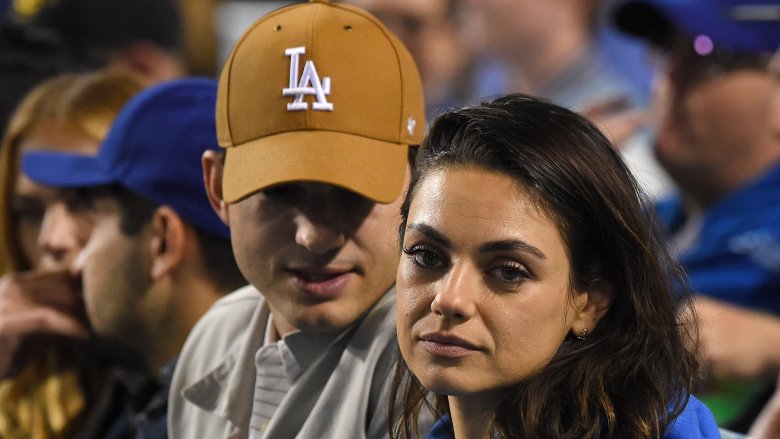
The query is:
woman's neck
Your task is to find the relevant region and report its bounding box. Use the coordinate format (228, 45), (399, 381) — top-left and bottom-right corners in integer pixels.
(448, 393), (500, 439)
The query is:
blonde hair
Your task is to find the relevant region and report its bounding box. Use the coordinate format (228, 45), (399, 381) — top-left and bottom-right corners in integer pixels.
(0, 70), (143, 438)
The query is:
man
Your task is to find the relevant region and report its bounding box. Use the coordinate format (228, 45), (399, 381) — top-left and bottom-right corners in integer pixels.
(459, 0), (673, 199)
(21, 78), (246, 437)
(167, 0), (427, 437)
(614, 0), (780, 431)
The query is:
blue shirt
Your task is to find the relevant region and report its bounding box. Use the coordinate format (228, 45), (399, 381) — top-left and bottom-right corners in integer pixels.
(426, 395), (719, 438)
(655, 163), (780, 314)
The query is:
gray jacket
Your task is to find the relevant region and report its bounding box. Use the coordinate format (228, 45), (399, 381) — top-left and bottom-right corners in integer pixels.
(168, 285), (403, 438)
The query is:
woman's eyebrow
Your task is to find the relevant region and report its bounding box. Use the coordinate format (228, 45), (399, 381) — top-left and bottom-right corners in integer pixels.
(479, 240), (546, 259)
(405, 222), (451, 249)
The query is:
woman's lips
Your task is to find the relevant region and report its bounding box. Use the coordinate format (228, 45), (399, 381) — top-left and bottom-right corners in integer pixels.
(419, 332), (481, 359)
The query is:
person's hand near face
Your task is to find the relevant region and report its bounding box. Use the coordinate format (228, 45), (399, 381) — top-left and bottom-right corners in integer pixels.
(0, 270), (89, 377)
(0, 116), (102, 378)
(0, 183), (95, 380)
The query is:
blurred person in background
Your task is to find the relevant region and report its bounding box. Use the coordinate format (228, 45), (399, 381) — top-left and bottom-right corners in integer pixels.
(20, 78), (246, 438)
(0, 71), (142, 438)
(463, 0), (643, 111)
(175, 0), (220, 77)
(614, 0), (780, 432)
(0, 18), (87, 143)
(460, 0), (675, 199)
(344, 0), (476, 118)
(10, 0), (187, 85)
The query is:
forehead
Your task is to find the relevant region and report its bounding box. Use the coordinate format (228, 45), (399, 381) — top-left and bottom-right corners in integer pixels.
(14, 173), (57, 199)
(408, 166), (565, 249)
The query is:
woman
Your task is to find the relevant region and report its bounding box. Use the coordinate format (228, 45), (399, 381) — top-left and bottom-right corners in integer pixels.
(0, 71), (142, 438)
(392, 94), (719, 438)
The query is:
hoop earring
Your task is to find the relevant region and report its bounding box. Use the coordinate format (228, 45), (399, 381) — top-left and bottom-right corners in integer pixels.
(576, 328), (589, 340)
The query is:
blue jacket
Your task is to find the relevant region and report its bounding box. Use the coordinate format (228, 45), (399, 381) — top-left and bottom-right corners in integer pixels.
(655, 163), (780, 314)
(426, 395), (719, 438)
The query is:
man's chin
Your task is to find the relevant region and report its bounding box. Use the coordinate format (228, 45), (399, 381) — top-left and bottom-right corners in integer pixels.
(288, 309), (357, 334)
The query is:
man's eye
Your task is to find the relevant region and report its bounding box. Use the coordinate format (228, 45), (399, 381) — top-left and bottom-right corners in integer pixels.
(56, 189), (97, 214)
(263, 184), (303, 201)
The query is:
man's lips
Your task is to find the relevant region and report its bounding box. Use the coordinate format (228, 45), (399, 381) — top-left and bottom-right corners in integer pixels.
(285, 266), (356, 298)
(419, 332), (481, 359)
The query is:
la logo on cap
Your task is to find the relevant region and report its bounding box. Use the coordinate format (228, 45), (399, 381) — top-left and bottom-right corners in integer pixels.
(282, 46), (333, 112)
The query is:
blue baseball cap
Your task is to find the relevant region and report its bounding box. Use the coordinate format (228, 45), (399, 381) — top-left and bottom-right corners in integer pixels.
(614, 0), (780, 54)
(22, 78), (229, 239)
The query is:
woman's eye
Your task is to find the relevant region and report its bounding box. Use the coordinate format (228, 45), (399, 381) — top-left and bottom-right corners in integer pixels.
(10, 199), (45, 224)
(403, 246), (445, 269)
(12, 206), (44, 222)
(488, 263), (529, 283)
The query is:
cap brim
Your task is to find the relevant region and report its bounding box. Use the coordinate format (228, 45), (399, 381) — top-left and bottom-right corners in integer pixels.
(22, 151), (116, 188)
(222, 131), (409, 204)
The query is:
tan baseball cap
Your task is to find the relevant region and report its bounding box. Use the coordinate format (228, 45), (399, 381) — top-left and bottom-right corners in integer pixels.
(217, 0), (425, 204)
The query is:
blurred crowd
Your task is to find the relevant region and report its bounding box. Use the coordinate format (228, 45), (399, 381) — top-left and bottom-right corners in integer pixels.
(0, 0), (778, 438)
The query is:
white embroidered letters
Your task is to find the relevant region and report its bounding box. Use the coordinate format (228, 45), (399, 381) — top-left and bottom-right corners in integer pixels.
(407, 117), (416, 136)
(282, 46), (333, 112)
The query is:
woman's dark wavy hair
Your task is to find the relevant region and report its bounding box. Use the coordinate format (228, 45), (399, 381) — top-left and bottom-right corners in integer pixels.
(390, 94), (699, 439)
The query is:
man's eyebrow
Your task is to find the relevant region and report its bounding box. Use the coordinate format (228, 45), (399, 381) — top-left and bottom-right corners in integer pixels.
(405, 222), (451, 249)
(479, 240), (546, 259)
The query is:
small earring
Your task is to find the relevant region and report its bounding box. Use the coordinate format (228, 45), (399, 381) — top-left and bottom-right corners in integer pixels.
(576, 328), (589, 340)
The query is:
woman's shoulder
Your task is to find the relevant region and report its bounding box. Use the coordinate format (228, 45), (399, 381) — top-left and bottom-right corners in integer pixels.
(663, 395), (721, 439)
(426, 414), (454, 439)
(423, 396), (722, 439)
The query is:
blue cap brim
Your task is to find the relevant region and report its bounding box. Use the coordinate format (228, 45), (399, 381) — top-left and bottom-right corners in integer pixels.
(22, 151), (117, 188)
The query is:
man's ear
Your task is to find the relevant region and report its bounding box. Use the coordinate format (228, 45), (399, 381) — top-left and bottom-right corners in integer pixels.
(203, 149), (229, 225)
(570, 280), (614, 338)
(150, 206), (187, 280)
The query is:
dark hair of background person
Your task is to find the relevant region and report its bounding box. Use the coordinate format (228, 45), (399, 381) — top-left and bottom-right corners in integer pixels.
(67, 184), (246, 292)
(390, 94), (700, 439)
(10, 0), (187, 83)
(26, 0), (182, 53)
(0, 19), (90, 139)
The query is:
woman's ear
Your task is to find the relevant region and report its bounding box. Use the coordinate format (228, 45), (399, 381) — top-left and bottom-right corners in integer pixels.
(150, 206), (187, 280)
(570, 280), (614, 339)
(203, 149), (229, 225)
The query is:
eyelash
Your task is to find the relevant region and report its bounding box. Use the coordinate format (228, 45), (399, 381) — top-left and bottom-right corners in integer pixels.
(402, 245), (531, 285)
(402, 245), (447, 269)
(487, 262), (531, 284)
